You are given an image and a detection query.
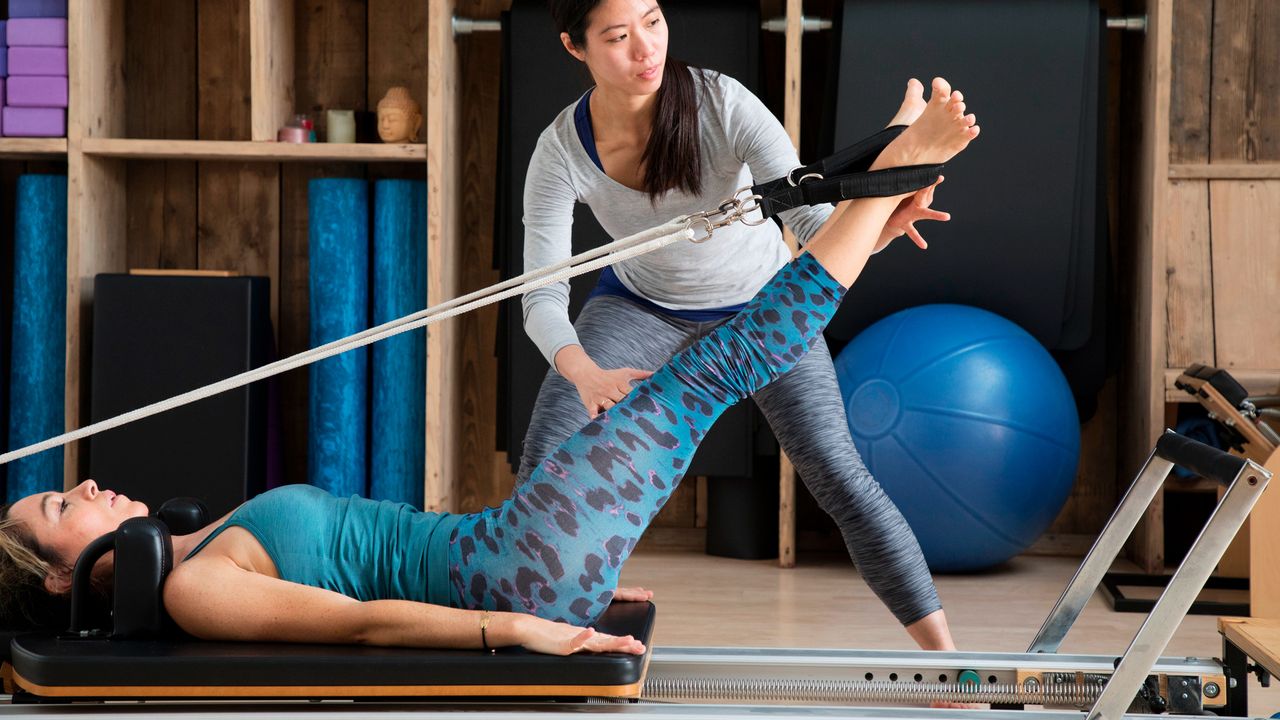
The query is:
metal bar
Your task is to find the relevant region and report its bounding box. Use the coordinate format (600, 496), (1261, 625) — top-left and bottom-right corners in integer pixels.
(761, 16), (832, 33)
(1028, 443), (1174, 653)
(650, 647), (1222, 677)
(1105, 16), (1147, 32)
(1088, 459), (1270, 720)
(453, 16), (501, 35)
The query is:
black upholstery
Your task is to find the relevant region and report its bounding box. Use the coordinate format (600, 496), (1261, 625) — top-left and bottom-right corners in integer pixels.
(9, 601), (655, 698)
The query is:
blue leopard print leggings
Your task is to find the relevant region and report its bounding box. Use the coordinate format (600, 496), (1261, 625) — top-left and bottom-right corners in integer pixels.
(448, 251), (845, 623)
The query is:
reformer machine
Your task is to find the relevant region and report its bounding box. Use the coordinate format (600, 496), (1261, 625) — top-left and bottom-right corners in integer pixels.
(0, 430), (1272, 720)
(0, 136), (1273, 717)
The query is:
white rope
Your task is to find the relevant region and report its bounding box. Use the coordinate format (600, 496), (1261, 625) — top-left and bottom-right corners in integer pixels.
(0, 218), (698, 467)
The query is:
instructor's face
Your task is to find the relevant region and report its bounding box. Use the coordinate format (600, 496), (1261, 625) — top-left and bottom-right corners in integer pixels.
(563, 0), (668, 96)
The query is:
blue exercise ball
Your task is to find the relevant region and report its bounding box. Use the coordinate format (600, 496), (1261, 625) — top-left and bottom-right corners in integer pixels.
(833, 304), (1080, 572)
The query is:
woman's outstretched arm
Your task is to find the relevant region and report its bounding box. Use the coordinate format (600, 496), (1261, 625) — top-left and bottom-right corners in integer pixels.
(163, 553), (644, 655)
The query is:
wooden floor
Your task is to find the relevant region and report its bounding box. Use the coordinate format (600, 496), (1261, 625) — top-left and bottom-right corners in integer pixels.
(621, 550), (1280, 717)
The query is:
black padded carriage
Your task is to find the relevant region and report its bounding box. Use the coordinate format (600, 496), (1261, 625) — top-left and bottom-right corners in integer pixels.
(8, 602), (655, 700)
(4, 499), (656, 701)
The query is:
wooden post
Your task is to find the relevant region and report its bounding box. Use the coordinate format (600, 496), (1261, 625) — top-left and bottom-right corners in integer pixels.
(1123, 0), (1173, 573)
(249, 0), (295, 142)
(1254, 446), (1280, 618)
(777, 0), (803, 569)
(426, 0), (461, 512)
(65, 0), (128, 488)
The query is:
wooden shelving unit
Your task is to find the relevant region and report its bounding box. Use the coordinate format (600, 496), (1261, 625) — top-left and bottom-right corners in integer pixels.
(57, 0), (443, 503)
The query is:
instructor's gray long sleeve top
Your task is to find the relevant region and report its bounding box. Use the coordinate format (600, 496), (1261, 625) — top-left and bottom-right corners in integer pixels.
(521, 69), (835, 369)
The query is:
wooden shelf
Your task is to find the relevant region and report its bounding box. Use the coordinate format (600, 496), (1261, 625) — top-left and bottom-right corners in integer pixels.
(79, 138), (426, 163)
(1169, 163), (1280, 180)
(0, 138), (68, 158)
(1164, 367), (1280, 403)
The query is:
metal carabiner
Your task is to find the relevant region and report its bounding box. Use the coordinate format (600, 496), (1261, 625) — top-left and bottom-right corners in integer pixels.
(685, 214), (716, 243)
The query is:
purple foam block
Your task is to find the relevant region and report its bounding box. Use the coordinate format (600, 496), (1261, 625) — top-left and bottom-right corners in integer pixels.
(7, 19), (68, 47)
(8, 0), (68, 18)
(0, 81), (5, 135)
(6, 76), (67, 108)
(2, 107), (65, 137)
(9, 47), (67, 76)
(0, 49), (7, 78)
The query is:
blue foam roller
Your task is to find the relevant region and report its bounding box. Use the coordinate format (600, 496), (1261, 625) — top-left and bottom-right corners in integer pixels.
(8, 0), (67, 18)
(371, 180), (427, 506)
(7, 174), (67, 501)
(308, 178), (369, 498)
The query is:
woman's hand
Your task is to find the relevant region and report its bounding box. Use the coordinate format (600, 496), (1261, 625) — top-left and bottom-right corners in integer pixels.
(516, 615), (647, 656)
(874, 175), (949, 253)
(555, 346), (653, 419)
(613, 586), (654, 602)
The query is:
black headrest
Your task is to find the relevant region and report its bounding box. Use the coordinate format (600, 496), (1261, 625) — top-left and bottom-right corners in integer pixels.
(152, 497), (210, 535)
(69, 517), (173, 640)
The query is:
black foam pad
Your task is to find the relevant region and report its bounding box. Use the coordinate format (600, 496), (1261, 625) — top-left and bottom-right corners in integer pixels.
(153, 498), (211, 535)
(496, 0), (762, 477)
(111, 517), (173, 640)
(10, 601), (655, 699)
(89, 275), (273, 518)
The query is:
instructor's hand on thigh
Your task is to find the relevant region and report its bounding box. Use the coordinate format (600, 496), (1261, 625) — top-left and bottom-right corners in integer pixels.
(556, 346), (653, 419)
(519, 616), (647, 656)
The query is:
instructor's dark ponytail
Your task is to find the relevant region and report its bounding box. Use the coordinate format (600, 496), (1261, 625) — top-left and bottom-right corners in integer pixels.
(549, 0), (708, 202)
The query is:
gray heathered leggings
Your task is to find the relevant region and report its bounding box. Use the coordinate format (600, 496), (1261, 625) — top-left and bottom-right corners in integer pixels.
(516, 295), (941, 626)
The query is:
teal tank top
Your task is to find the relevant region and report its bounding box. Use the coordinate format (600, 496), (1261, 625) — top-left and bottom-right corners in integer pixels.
(184, 485), (463, 605)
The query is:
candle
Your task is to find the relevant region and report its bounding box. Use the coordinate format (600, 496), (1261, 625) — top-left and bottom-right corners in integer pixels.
(326, 109), (356, 144)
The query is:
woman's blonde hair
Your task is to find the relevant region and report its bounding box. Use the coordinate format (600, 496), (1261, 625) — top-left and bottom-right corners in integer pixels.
(0, 505), (61, 620)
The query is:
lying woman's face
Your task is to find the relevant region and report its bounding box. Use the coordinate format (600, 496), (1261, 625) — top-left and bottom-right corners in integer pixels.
(8, 480), (149, 567)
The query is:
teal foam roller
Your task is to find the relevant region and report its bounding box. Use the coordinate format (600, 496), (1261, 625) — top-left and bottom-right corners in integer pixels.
(371, 179), (427, 507)
(7, 174), (67, 501)
(308, 178), (369, 498)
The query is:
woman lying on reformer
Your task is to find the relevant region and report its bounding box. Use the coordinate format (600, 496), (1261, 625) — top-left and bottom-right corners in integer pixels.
(0, 78), (979, 657)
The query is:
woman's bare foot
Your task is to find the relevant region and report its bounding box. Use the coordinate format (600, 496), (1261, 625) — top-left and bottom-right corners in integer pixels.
(886, 78), (927, 127)
(874, 77), (979, 169)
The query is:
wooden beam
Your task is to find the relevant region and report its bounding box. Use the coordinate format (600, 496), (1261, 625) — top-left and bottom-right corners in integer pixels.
(66, 0), (128, 488)
(249, 0), (295, 142)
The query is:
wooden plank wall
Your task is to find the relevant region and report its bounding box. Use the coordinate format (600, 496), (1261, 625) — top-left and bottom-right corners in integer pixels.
(123, 0), (427, 489)
(1167, 0), (1280, 374)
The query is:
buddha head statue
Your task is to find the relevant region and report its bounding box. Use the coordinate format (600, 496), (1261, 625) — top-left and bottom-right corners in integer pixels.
(376, 86), (423, 143)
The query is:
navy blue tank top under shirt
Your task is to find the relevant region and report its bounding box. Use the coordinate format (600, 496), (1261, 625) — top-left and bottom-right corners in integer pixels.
(574, 88), (745, 322)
